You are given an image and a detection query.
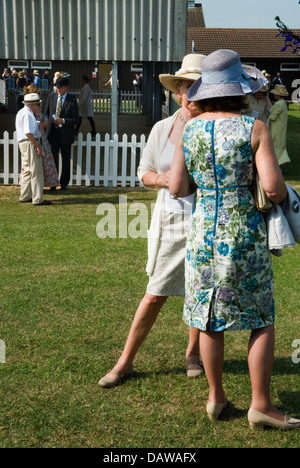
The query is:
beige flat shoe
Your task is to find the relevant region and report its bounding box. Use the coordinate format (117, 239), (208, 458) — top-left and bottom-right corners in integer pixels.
(248, 408), (300, 431)
(206, 399), (228, 421)
(186, 359), (204, 378)
(98, 365), (133, 388)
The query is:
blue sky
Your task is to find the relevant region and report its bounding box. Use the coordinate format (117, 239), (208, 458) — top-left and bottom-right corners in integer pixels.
(199, 0), (300, 29)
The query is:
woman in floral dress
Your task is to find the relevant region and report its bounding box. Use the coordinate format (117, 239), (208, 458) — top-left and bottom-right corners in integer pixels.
(22, 85), (58, 188)
(170, 50), (300, 430)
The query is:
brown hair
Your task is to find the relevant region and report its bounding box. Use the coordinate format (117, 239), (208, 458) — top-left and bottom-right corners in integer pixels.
(24, 84), (39, 95)
(195, 96), (248, 113)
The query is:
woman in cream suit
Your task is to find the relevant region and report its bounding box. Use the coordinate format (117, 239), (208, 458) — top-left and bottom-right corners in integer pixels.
(268, 84), (291, 165)
(99, 54), (206, 388)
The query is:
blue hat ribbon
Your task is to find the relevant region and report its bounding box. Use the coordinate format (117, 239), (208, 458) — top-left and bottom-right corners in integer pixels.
(202, 61), (256, 94)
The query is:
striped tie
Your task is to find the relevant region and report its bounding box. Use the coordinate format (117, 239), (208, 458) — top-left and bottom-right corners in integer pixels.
(57, 96), (63, 117)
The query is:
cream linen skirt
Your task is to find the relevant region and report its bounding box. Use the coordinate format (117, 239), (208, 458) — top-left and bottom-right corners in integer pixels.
(146, 210), (190, 297)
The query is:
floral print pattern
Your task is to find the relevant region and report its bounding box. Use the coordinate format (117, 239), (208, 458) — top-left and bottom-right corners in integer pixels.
(183, 116), (275, 332)
(36, 113), (59, 187)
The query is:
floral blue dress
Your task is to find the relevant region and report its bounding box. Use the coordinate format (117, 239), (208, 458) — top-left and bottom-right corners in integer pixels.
(183, 116), (275, 332)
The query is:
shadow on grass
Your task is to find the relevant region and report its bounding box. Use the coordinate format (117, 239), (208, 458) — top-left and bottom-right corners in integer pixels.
(127, 357), (299, 381)
(45, 187), (155, 206)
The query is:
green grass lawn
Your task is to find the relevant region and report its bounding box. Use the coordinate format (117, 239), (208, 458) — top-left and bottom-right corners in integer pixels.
(0, 107), (299, 448)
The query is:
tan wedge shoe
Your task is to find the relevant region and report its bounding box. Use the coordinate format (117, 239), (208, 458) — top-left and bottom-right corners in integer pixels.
(206, 399), (228, 421)
(248, 408), (300, 430)
(98, 366), (133, 388)
(186, 359), (204, 378)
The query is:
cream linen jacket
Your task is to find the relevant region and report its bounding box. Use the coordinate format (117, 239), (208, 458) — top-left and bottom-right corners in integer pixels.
(137, 109), (181, 275)
(269, 99), (290, 165)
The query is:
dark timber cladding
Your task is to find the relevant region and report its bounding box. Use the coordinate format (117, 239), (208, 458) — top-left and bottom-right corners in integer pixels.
(0, 0), (187, 62)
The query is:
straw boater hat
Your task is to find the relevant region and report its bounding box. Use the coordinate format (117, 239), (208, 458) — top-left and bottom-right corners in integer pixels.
(159, 54), (206, 93)
(22, 93), (42, 104)
(187, 49), (265, 102)
(270, 84), (289, 97)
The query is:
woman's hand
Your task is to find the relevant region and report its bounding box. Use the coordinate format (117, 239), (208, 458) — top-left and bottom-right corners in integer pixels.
(155, 171), (171, 188)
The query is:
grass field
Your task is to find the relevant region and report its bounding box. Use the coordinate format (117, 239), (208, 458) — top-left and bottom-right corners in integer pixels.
(0, 106), (299, 449)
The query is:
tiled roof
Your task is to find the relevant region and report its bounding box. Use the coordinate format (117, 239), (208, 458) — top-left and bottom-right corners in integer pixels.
(187, 28), (300, 59)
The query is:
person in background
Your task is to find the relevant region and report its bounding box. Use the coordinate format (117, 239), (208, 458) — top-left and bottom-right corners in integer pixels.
(33, 70), (41, 90)
(268, 84), (291, 166)
(44, 76), (79, 190)
(98, 54), (206, 389)
(75, 76), (96, 137)
(1, 68), (10, 89)
(53, 71), (61, 93)
(42, 69), (51, 89)
(245, 84), (270, 123)
(169, 49), (299, 431)
(16, 71), (27, 110)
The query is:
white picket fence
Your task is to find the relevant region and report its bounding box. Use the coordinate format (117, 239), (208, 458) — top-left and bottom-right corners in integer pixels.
(0, 131), (147, 187)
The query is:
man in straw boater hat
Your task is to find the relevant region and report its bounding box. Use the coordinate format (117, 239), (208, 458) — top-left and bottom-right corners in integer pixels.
(15, 93), (51, 205)
(98, 53), (207, 388)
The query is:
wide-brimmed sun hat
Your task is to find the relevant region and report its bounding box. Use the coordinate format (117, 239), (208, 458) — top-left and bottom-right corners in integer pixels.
(159, 54), (206, 93)
(187, 49), (265, 102)
(270, 84), (289, 97)
(22, 93), (42, 104)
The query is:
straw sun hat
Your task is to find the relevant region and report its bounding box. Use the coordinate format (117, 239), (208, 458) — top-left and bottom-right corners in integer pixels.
(270, 84), (289, 97)
(159, 54), (206, 93)
(187, 49), (265, 102)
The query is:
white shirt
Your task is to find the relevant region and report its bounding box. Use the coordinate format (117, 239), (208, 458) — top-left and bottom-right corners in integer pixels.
(15, 105), (41, 142)
(160, 139), (194, 214)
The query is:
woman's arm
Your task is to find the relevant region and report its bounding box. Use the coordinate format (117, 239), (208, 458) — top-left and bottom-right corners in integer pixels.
(251, 119), (287, 204)
(169, 144), (196, 198)
(142, 170), (170, 189)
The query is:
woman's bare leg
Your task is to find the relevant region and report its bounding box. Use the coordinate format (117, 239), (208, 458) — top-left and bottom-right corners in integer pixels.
(248, 325), (285, 420)
(199, 330), (225, 403)
(104, 293), (168, 378)
(186, 326), (200, 360)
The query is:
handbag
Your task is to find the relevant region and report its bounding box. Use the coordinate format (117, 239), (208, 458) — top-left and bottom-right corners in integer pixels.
(254, 173), (273, 212)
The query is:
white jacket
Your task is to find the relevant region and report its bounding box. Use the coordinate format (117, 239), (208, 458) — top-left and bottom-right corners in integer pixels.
(137, 109), (181, 275)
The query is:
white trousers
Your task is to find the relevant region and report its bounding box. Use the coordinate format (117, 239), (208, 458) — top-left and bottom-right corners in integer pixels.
(19, 140), (44, 204)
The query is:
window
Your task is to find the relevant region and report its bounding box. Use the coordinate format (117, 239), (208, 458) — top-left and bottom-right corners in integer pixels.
(8, 60), (29, 69)
(281, 63), (300, 71)
(31, 61), (52, 70)
(131, 63), (143, 73)
(242, 62), (256, 67)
